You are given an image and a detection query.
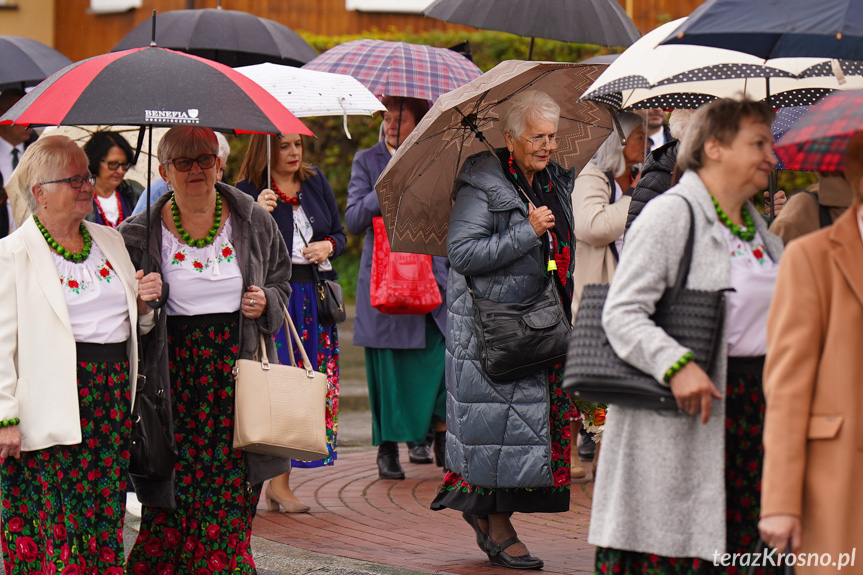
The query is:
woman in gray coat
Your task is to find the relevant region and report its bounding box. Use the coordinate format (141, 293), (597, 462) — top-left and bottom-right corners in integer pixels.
(591, 99), (784, 572)
(430, 90), (575, 571)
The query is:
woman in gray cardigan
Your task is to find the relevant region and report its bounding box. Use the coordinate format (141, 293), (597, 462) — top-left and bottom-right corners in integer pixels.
(591, 99), (785, 571)
(120, 126), (292, 575)
(430, 90), (576, 571)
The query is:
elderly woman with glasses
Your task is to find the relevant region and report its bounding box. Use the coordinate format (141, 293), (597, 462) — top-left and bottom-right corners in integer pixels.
(82, 131), (144, 228)
(119, 126), (292, 574)
(430, 90), (576, 571)
(0, 135), (161, 574)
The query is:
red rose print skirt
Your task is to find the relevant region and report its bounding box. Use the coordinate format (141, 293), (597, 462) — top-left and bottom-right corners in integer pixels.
(0, 359), (131, 575)
(127, 315), (258, 575)
(430, 365), (573, 515)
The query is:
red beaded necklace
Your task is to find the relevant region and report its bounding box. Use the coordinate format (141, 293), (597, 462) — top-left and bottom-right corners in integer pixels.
(94, 193), (124, 228)
(271, 179), (299, 205)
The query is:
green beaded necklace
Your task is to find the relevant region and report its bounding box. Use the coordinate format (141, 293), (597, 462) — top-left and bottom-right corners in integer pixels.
(33, 215), (92, 263)
(171, 192), (222, 248)
(710, 195), (756, 241)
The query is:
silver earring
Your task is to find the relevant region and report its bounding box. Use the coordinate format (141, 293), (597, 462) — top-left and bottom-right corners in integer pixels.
(167, 183), (174, 192)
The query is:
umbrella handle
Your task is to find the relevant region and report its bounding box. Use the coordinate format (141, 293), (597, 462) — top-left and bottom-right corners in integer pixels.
(142, 251), (170, 309)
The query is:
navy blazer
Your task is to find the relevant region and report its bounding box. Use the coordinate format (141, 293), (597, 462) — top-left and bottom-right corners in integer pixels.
(345, 140), (448, 349)
(85, 179), (143, 227)
(236, 168), (346, 280)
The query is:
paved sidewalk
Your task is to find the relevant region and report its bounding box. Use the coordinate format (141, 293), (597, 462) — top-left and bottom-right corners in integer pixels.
(251, 452), (597, 574)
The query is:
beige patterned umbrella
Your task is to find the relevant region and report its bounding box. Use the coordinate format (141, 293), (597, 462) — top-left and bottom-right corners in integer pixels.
(375, 60), (614, 256)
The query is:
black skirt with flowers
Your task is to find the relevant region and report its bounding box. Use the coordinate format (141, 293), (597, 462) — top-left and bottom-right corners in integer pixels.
(127, 314), (258, 575)
(0, 356), (131, 575)
(430, 366), (573, 516)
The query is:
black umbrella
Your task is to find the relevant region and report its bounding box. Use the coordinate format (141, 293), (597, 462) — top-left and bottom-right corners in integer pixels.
(112, 7), (317, 68)
(0, 35), (72, 91)
(661, 0), (863, 60)
(423, 0), (640, 59)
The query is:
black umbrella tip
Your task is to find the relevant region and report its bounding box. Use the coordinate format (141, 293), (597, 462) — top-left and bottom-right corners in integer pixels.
(149, 9), (158, 47)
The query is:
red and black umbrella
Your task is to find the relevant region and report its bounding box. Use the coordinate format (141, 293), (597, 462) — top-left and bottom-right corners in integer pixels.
(0, 46), (311, 136)
(775, 89), (863, 172)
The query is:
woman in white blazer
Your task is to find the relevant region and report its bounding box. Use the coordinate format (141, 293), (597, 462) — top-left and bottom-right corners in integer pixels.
(0, 135), (161, 575)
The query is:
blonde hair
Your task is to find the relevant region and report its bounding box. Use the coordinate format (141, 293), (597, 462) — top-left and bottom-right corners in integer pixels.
(158, 126), (218, 164)
(16, 135), (88, 214)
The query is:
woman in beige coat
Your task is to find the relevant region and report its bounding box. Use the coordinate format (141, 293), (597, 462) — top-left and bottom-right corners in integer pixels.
(759, 132), (863, 570)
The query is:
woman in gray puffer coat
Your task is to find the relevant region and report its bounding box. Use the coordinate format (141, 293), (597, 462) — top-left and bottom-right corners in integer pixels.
(430, 90), (575, 572)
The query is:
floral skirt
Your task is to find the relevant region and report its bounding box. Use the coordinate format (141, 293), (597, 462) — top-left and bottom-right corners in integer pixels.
(0, 358), (131, 575)
(595, 357), (783, 575)
(275, 281), (339, 468)
(430, 366), (573, 515)
(127, 315), (258, 575)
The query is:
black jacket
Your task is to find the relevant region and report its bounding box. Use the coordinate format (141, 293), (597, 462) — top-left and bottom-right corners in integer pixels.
(625, 140), (679, 233)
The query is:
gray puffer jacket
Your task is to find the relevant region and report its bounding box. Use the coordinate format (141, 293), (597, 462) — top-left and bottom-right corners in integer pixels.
(444, 151), (575, 489)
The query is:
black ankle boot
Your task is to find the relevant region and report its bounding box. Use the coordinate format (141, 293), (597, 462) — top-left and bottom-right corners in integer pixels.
(433, 431), (446, 468)
(408, 427), (434, 464)
(377, 441), (405, 480)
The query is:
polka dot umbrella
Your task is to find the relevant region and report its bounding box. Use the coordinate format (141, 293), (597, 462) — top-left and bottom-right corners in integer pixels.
(581, 18), (863, 110)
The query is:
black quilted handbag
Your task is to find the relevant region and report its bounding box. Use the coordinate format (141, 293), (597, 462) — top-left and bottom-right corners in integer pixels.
(563, 200), (725, 409)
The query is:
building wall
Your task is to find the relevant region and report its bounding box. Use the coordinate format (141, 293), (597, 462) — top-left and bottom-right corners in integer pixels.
(54, 0), (703, 63)
(0, 0), (54, 46)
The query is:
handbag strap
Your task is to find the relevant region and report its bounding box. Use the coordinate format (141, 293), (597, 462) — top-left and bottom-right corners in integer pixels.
(294, 223), (322, 284)
(745, 539), (795, 575)
(255, 307), (316, 378)
(666, 199), (697, 302)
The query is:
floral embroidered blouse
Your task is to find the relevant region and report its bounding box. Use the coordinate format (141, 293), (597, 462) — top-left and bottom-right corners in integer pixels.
(721, 227), (779, 357)
(53, 242), (131, 344)
(160, 216), (243, 316)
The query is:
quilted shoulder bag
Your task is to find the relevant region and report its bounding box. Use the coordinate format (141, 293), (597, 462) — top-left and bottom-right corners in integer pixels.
(233, 308), (329, 460)
(563, 200), (726, 409)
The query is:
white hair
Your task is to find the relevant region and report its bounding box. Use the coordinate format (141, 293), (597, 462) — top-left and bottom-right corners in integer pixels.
(589, 111), (643, 177)
(669, 108), (696, 141)
(215, 131), (230, 163)
(500, 90), (560, 138)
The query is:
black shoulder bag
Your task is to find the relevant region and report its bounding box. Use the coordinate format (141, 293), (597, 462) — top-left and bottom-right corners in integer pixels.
(296, 225), (346, 327)
(563, 199), (726, 409)
(467, 190), (572, 383)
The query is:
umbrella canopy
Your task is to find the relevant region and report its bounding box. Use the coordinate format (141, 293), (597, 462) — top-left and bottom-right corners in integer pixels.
(581, 17), (863, 110)
(375, 61), (614, 256)
(235, 63), (385, 118)
(303, 40), (482, 102)
(112, 9), (318, 68)
(775, 89), (863, 172)
(0, 35), (72, 92)
(660, 0), (863, 60)
(771, 106), (810, 169)
(423, 0), (640, 48)
(0, 47), (311, 137)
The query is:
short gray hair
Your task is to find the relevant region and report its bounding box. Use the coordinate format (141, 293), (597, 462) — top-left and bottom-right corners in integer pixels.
(158, 126), (218, 164)
(668, 108), (696, 141)
(500, 90), (560, 139)
(16, 135), (88, 215)
(589, 111), (643, 177)
(215, 131), (230, 164)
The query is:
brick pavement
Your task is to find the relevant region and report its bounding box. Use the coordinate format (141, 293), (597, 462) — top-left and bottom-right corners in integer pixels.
(253, 452), (597, 574)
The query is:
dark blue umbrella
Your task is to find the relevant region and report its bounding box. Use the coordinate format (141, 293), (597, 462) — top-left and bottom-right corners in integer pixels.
(0, 35), (72, 91)
(772, 105), (810, 169)
(661, 0), (863, 60)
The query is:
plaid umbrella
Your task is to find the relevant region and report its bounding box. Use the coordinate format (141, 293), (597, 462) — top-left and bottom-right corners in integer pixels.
(775, 89), (863, 172)
(302, 39), (483, 102)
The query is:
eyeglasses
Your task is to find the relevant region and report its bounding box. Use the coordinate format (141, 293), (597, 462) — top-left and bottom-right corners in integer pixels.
(163, 154), (218, 172)
(521, 134), (557, 151)
(102, 160), (131, 171)
(39, 173), (96, 189)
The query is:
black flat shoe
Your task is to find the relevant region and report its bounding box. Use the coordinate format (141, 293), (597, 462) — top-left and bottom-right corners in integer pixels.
(461, 512), (490, 553)
(408, 443), (433, 464)
(486, 536), (544, 570)
(433, 431), (446, 468)
(377, 442), (405, 480)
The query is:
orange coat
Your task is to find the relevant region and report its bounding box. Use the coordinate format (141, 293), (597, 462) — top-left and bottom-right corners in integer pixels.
(762, 208), (863, 571)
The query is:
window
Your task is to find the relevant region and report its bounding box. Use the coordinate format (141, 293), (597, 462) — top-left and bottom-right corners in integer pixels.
(345, 0), (435, 13)
(89, 0), (141, 14)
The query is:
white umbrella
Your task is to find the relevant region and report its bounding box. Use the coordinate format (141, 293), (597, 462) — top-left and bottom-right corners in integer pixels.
(581, 17), (863, 109)
(235, 63), (385, 138)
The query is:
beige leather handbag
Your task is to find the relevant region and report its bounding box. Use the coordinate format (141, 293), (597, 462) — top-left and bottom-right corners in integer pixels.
(233, 308), (329, 460)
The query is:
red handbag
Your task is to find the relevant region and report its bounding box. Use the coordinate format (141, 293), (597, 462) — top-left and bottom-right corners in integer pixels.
(370, 216), (443, 315)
